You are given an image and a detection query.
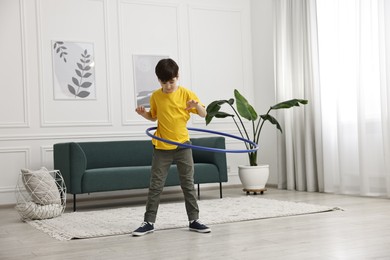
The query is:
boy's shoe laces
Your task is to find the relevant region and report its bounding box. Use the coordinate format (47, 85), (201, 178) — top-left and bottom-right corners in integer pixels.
(189, 219), (211, 233)
(132, 221), (154, 236)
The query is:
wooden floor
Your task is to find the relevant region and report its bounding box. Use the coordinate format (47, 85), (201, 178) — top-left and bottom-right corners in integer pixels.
(1, 186), (390, 260)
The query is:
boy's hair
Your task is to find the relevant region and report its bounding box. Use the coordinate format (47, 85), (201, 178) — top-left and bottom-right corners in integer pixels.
(155, 58), (179, 83)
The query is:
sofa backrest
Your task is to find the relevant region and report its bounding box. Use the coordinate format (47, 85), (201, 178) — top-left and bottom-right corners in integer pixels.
(77, 140), (153, 169)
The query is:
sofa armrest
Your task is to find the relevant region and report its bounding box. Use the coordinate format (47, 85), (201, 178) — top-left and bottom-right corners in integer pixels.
(54, 142), (87, 194)
(191, 137), (228, 182)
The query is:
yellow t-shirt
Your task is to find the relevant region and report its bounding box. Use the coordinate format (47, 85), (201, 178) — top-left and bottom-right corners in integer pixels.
(149, 86), (203, 150)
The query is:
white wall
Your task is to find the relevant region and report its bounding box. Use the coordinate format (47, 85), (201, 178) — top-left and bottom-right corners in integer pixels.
(0, 0), (265, 205)
(250, 0), (277, 185)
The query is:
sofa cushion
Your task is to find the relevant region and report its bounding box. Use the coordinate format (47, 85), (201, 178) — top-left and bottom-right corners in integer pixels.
(82, 163), (220, 193)
(82, 166), (152, 193)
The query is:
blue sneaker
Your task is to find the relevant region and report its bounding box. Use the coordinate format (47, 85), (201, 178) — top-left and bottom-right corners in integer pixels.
(132, 222), (154, 236)
(189, 220), (211, 233)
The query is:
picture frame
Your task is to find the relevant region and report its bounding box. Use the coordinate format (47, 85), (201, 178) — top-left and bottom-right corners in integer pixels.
(52, 41), (96, 100)
(133, 54), (169, 108)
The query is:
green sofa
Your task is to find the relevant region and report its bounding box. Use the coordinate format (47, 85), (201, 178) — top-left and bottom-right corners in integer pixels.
(53, 137), (228, 211)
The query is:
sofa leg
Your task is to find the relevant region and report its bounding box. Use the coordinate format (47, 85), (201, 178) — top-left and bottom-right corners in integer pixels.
(197, 184), (200, 200)
(219, 182), (223, 198)
(73, 194), (76, 212)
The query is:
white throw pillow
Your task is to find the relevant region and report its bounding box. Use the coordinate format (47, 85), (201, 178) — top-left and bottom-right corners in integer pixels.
(15, 201), (64, 220)
(21, 167), (61, 205)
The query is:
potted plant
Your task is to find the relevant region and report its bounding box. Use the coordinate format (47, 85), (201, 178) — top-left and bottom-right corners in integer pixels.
(205, 89), (308, 193)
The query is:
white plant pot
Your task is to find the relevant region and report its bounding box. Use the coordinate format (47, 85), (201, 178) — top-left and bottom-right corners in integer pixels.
(238, 164), (269, 190)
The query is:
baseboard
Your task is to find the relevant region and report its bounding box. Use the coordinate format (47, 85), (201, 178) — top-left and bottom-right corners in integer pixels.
(1, 183), (245, 209)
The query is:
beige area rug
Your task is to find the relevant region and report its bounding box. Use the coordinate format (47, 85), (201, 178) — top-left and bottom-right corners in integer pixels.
(26, 196), (340, 241)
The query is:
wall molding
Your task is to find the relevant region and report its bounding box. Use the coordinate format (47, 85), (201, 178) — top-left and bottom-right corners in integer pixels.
(0, 127), (243, 142)
(0, 186), (18, 193)
(0, 0), (30, 128)
(118, 0), (181, 126)
(0, 131), (145, 141)
(36, 0), (112, 127)
(40, 145), (53, 169)
(187, 3), (251, 108)
(0, 147), (30, 163)
(0, 146), (31, 189)
(189, 7), (244, 128)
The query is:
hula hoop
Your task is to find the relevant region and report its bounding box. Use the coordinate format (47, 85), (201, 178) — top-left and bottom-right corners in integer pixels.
(145, 126), (258, 153)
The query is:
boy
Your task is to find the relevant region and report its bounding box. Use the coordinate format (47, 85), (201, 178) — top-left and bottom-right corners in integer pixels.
(133, 58), (210, 236)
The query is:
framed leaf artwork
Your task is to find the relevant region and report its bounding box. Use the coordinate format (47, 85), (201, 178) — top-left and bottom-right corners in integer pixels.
(52, 41), (96, 100)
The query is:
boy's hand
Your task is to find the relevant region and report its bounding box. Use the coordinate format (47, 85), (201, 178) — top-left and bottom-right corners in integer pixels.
(135, 105), (157, 121)
(135, 105), (147, 115)
(186, 100), (207, 118)
(186, 100), (199, 110)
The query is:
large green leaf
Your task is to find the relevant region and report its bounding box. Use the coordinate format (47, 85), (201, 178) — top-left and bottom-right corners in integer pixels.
(214, 112), (234, 118)
(205, 111), (234, 125)
(206, 100), (226, 114)
(271, 99), (308, 110)
(234, 89), (257, 121)
(260, 114), (283, 133)
(206, 99), (234, 113)
(206, 99), (234, 125)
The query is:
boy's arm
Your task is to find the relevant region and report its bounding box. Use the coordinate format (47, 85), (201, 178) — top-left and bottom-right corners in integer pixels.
(186, 100), (207, 118)
(135, 106), (157, 121)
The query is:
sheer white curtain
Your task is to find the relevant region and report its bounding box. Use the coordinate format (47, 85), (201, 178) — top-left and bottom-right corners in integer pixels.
(274, 0), (390, 196)
(274, 0), (324, 192)
(317, 0), (390, 196)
